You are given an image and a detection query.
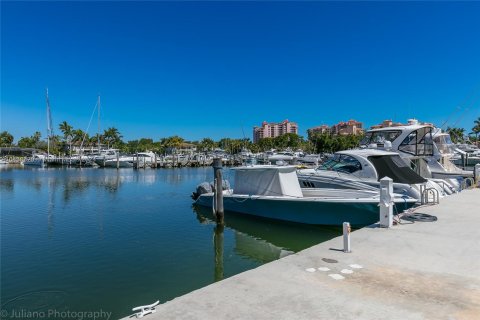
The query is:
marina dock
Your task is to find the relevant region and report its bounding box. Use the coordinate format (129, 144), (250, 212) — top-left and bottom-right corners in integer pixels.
(121, 189), (480, 320)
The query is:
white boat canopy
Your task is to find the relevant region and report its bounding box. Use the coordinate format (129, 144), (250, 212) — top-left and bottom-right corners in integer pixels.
(232, 165), (303, 198)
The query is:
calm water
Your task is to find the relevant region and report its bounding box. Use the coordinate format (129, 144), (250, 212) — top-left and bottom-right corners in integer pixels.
(1, 165), (341, 319)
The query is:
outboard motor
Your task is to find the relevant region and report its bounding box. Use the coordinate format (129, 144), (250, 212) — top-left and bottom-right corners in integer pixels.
(191, 182), (212, 200)
(191, 180), (231, 200)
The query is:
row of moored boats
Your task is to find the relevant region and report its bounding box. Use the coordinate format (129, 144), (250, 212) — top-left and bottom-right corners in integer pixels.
(192, 121), (479, 226)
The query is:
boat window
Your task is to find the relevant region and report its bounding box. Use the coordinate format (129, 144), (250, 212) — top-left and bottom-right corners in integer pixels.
(360, 130), (402, 146)
(399, 127), (434, 156)
(434, 135), (456, 154)
(317, 154), (362, 173)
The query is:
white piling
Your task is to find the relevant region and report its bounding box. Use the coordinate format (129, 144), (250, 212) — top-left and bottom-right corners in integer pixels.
(379, 176), (393, 228)
(343, 222), (351, 253)
(475, 164), (480, 186)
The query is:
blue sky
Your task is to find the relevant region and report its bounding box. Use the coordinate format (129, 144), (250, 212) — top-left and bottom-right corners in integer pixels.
(1, 1), (480, 142)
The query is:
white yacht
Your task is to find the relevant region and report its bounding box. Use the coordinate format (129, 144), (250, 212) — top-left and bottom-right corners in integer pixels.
(102, 151), (157, 168)
(452, 142), (480, 167)
(360, 120), (473, 192)
(23, 154), (52, 167)
(297, 149), (428, 200)
(93, 149), (120, 167)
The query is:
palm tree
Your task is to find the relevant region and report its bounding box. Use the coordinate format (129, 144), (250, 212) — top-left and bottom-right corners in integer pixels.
(0, 131), (14, 147)
(446, 127), (465, 144)
(102, 127), (122, 149)
(59, 121), (74, 155)
(198, 138), (215, 154)
(471, 117), (480, 142)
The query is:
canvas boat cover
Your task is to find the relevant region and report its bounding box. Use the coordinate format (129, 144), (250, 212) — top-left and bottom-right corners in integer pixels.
(368, 155), (427, 184)
(233, 166), (303, 198)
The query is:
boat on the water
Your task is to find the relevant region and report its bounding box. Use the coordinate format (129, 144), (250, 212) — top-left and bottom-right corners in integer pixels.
(23, 154), (51, 166)
(297, 149), (428, 200)
(101, 151), (157, 168)
(360, 120), (473, 192)
(193, 165), (417, 226)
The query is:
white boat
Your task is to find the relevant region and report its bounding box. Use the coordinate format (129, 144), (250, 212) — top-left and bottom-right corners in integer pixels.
(102, 151), (157, 168)
(103, 156), (134, 168)
(451, 142), (480, 167)
(93, 149), (120, 167)
(23, 154), (49, 166)
(297, 149), (427, 200)
(360, 120), (472, 192)
(133, 151), (158, 167)
(193, 165), (417, 226)
(297, 154), (322, 166)
(268, 151), (296, 163)
(24, 89), (56, 167)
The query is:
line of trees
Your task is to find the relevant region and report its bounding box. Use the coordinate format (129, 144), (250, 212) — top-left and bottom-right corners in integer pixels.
(2, 118), (479, 154)
(446, 117), (480, 143)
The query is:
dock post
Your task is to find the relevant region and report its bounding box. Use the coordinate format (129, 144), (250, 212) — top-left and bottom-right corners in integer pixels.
(116, 152), (120, 169)
(379, 177), (394, 228)
(475, 164), (480, 187)
(343, 222), (351, 253)
(213, 158), (224, 224)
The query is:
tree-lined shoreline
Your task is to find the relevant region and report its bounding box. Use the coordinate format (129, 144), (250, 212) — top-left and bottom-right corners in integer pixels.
(1, 118), (479, 155)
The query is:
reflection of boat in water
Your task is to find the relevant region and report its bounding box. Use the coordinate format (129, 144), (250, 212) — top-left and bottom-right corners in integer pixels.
(193, 205), (342, 254)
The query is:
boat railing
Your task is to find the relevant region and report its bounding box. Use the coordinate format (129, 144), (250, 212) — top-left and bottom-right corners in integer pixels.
(420, 186), (440, 205)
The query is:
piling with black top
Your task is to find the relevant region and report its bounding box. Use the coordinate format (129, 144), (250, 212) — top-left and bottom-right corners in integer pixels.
(213, 158), (224, 224)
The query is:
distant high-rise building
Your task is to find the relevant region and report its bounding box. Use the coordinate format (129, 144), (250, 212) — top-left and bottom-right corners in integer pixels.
(253, 119), (298, 143)
(308, 120), (364, 136)
(307, 125), (331, 136)
(331, 119), (364, 135)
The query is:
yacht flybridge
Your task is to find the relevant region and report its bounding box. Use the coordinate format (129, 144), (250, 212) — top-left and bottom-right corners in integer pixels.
(360, 119), (473, 191)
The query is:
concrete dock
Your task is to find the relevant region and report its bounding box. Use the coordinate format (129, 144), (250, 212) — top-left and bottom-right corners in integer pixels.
(123, 189), (480, 320)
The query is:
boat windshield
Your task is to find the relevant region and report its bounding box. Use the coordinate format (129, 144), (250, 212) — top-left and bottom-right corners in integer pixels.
(398, 127), (434, 156)
(434, 134), (456, 155)
(317, 154), (362, 173)
(360, 130), (402, 146)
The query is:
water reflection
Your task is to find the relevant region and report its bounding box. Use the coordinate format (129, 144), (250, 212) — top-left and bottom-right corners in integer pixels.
(213, 224), (224, 282)
(47, 177), (56, 237)
(0, 178), (14, 192)
(194, 205), (342, 282)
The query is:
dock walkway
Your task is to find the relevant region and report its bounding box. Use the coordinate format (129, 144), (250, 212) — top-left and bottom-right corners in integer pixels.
(122, 189), (480, 320)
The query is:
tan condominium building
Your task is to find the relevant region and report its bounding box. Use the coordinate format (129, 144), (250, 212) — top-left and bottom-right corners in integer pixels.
(331, 119), (364, 135)
(308, 120), (364, 136)
(253, 119), (298, 143)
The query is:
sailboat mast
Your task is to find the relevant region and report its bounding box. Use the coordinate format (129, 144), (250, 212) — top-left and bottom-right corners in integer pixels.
(97, 95), (101, 151)
(46, 88), (50, 156)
